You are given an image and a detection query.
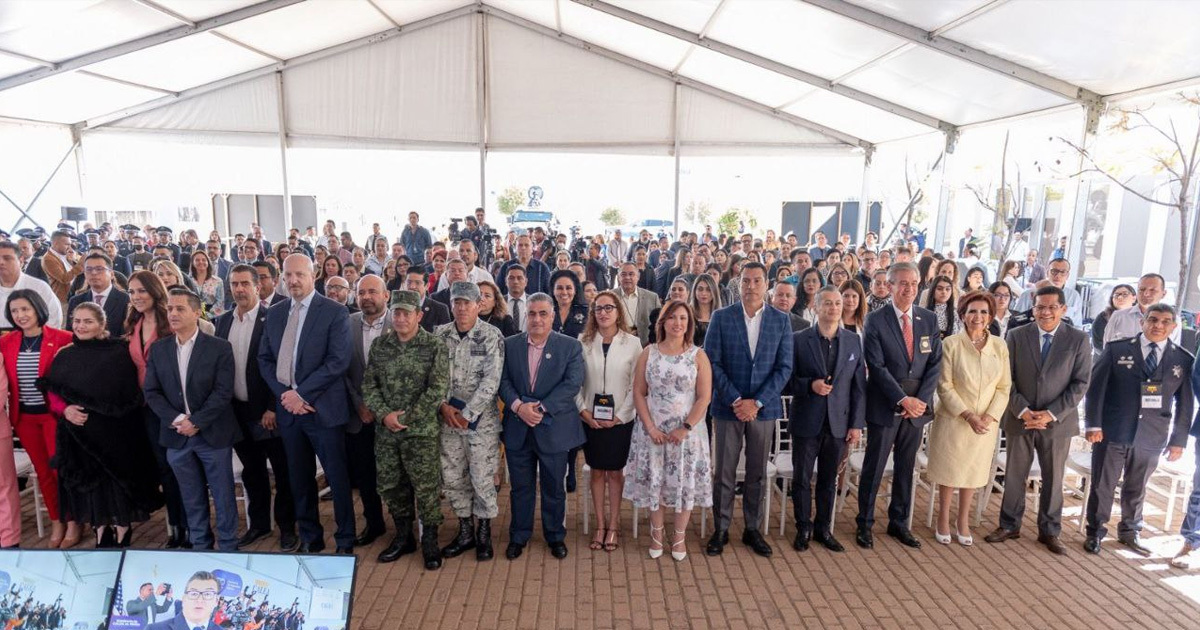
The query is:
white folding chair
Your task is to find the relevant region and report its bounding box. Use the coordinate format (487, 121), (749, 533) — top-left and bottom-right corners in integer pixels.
(1148, 447), (1197, 530)
(769, 400), (794, 535)
(837, 424), (926, 529)
(13, 449), (45, 538)
(1064, 437), (1094, 534)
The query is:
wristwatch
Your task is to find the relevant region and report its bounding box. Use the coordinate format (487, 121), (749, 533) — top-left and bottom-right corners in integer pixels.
(754, 400), (764, 409)
(682, 423), (693, 431)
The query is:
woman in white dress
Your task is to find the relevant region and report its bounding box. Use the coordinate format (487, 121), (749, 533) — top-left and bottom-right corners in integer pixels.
(623, 300), (713, 561)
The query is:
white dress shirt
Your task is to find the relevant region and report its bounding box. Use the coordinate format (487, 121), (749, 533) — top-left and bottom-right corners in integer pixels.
(437, 265), (495, 290)
(361, 312), (387, 360)
(289, 290), (316, 377)
(1025, 323), (1060, 423)
(743, 302), (764, 359)
(229, 303), (259, 402)
(0, 273), (64, 329)
(174, 328), (199, 424)
(90, 283), (113, 307)
(620, 288), (640, 329)
(508, 293), (529, 333)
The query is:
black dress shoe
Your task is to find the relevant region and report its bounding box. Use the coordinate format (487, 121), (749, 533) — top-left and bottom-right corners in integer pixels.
(813, 531), (845, 553)
(1119, 535), (1152, 557)
(335, 546), (354, 555)
(475, 519), (493, 561)
(505, 542), (525, 560)
(855, 526), (874, 549)
(1038, 534), (1067, 556)
(549, 541), (569, 559)
(1083, 536), (1102, 554)
(742, 529), (773, 557)
(296, 540), (326, 554)
(238, 528), (271, 549)
(887, 525), (922, 549)
(354, 525), (386, 547)
(279, 532), (300, 552)
(984, 527), (1021, 544)
(164, 527), (182, 549)
(705, 529), (729, 556)
(793, 530), (811, 552)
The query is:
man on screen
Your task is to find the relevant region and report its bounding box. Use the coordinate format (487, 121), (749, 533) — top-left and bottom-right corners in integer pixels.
(146, 571), (222, 630)
(126, 582), (173, 626)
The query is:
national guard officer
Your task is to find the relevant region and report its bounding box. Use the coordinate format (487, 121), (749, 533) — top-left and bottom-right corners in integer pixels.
(1084, 303), (1194, 556)
(434, 281), (505, 561)
(363, 289), (450, 569)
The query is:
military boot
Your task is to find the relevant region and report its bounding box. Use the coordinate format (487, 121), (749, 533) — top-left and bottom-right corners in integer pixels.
(441, 517), (476, 558)
(475, 518), (494, 561)
(421, 524), (443, 570)
(377, 519), (416, 563)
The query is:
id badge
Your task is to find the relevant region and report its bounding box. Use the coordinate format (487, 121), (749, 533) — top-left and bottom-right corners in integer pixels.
(919, 336), (932, 354)
(593, 393), (615, 421)
(1141, 382), (1163, 410)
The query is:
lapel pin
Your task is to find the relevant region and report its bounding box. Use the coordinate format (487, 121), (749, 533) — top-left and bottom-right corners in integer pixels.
(545, 352), (552, 360)
(1173, 365), (1183, 378)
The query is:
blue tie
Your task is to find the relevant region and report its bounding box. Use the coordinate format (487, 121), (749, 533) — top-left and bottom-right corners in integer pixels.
(1145, 342), (1159, 378)
(1040, 333), (1052, 364)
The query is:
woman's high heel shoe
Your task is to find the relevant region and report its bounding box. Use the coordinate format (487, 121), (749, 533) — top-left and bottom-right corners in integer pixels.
(671, 530), (688, 561)
(48, 522), (65, 549)
(59, 524), (81, 549)
(118, 528), (133, 548)
(648, 525), (664, 559)
(934, 529), (952, 545)
(97, 526), (116, 549)
(956, 529), (973, 547)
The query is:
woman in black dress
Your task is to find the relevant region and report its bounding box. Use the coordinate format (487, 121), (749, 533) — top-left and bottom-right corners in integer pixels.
(550, 269), (588, 338)
(40, 302), (163, 547)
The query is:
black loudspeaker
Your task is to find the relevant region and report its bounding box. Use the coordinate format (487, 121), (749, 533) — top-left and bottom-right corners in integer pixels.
(62, 206), (87, 221)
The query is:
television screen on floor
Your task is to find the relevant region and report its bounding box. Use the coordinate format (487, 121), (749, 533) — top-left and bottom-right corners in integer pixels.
(0, 549), (124, 630)
(107, 549), (357, 630)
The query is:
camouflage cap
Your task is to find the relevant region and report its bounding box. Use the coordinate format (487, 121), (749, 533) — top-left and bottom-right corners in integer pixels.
(389, 289), (420, 312)
(450, 281), (480, 302)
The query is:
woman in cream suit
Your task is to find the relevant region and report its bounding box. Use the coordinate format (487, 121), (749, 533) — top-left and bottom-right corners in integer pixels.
(576, 290), (642, 552)
(0, 355), (19, 548)
(926, 290), (1012, 546)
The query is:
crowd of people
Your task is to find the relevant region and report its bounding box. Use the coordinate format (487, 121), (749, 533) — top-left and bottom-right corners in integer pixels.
(0, 209), (1199, 588)
(0, 587), (67, 630)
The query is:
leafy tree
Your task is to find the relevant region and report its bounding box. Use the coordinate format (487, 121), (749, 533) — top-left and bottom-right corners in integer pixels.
(599, 207), (626, 226)
(716, 209), (740, 236)
(497, 185), (526, 216)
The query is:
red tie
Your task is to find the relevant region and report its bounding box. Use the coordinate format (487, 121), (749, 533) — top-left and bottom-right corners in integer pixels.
(901, 313), (914, 361)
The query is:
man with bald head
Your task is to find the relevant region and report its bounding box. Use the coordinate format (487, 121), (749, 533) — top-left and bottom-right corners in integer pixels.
(259, 254), (356, 554)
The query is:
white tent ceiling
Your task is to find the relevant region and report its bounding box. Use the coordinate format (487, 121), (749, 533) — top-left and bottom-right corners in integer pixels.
(0, 0), (1198, 151)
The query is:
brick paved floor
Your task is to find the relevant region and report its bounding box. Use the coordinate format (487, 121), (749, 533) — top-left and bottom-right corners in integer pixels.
(17, 471), (1200, 629)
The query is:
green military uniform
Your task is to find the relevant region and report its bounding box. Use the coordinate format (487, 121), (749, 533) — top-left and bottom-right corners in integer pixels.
(435, 314), (505, 519)
(362, 302), (450, 528)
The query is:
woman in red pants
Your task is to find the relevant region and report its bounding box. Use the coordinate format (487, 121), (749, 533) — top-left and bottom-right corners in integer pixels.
(1, 289), (78, 547)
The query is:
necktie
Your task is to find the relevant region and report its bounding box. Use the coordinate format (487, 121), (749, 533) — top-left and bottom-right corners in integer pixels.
(94, 293), (104, 307)
(1146, 342), (1159, 378)
(511, 298), (522, 331)
(276, 301), (302, 387)
(1040, 333), (1052, 364)
(195, 626), (203, 630)
(901, 313), (913, 361)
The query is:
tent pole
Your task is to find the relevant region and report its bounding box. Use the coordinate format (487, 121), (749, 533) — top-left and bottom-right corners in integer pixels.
(6, 139), (77, 232)
(858, 146), (873, 244)
(275, 70), (292, 234)
(478, 10), (488, 212)
(673, 83), (681, 236)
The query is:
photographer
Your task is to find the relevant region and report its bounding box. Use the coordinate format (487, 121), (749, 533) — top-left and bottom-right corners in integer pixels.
(126, 582), (173, 626)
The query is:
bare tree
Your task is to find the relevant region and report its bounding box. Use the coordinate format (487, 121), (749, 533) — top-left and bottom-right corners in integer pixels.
(880, 151), (944, 249)
(1059, 93), (1200, 309)
(967, 130), (1025, 262)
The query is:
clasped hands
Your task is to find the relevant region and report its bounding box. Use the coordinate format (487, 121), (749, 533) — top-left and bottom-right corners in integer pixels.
(960, 410), (997, 435)
(897, 396), (927, 419)
(172, 415), (199, 437)
(440, 402), (470, 430)
(281, 389), (315, 415)
(516, 401), (544, 428)
(580, 409), (618, 431)
(732, 397), (759, 422)
(1021, 409), (1053, 431)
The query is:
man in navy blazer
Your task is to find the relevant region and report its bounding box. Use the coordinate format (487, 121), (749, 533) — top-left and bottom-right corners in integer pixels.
(789, 286), (866, 553)
(258, 254), (356, 554)
(144, 571), (223, 630)
(704, 262), (794, 558)
(497, 293), (585, 560)
(856, 262), (942, 550)
(144, 288), (242, 551)
(65, 251), (129, 338)
(1083, 304), (1194, 556)
(215, 264), (296, 551)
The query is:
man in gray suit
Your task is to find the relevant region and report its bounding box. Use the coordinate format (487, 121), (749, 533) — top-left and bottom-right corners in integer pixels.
(615, 262), (660, 346)
(985, 285), (1091, 555)
(343, 274), (388, 546)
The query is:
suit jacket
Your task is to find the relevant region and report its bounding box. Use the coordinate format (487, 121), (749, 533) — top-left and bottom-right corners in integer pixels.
(214, 307), (278, 440)
(143, 331), (241, 450)
(40, 251), (83, 306)
(343, 311), (385, 435)
(66, 287), (130, 339)
(704, 303), (794, 422)
(1002, 322), (1091, 439)
(0, 327), (72, 428)
(429, 287), (452, 308)
(788, 327), (866, 439)
(1086, 335), (1194, 450)
(124, 595), (173, 625)
(498, 331), (586, 453)
(788, 312), (811, 333)
(257, 292), (352, 429)
(418, 297), (451, 333)
(619, 287), (660, 347)
(861, 305), (943, 428)
(574, 331), (641, 425)
(145, 614), (221, 630)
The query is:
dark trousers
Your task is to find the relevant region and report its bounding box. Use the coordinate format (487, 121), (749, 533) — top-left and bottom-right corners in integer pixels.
(279, 419), (356, 548)
(231, 402), (295, 535)
(167, 439), (238, 551)
(856, 419), (923, 530)
(997, 428), (1072, 536)
(506, 430), (568, 545)
(713, 419), (774, 533)
(142, 406), (185, 530)
(345, 426), (384, 531)
(791, 426), (846, 534)
(1085, 441), (1159, 540)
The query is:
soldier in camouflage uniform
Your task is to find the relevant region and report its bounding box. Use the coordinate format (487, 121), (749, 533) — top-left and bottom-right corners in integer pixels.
(362, 289), (450, 570)
(434, 281), (506, 561)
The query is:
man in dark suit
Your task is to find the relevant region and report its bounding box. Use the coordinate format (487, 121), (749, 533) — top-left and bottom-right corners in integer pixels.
(144, 571), (223, 630)
(125, 583), (173, 626)
(856, 262), (942, 550)
(404, 267), (450, 332)
(144, 288), (242, 551)
(704, 262), (794, 558)
(252, 261), (288, 308)
(215, 264), (297, 551)
(985, 285), (1091, 555)
(65, 251), (129, 338)
(497, 293), (585, 560)
(789, 286), (866, 553)
(770, 281), (811, 333)
(1083, 303), (1194, 555)
(342, 274), (389, 547)
(258, 254), (356, 554)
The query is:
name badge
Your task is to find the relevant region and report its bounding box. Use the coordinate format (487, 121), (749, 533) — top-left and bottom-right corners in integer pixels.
(1141, 382), (1163, 410)
(592, 393), (615, 421)
(919, 336), (932, 354)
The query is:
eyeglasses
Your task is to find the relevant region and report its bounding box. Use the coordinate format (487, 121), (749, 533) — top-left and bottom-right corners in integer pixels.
(593, 304), (617, 313)
(83, 266), (109, 274)
(1112, 290), (1133, 299)
(1048, 269), (1068, 276)
(185, 590), (218, 601)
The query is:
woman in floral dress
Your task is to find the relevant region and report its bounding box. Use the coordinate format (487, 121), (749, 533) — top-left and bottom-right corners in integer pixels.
(624, 300), (713, 561)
